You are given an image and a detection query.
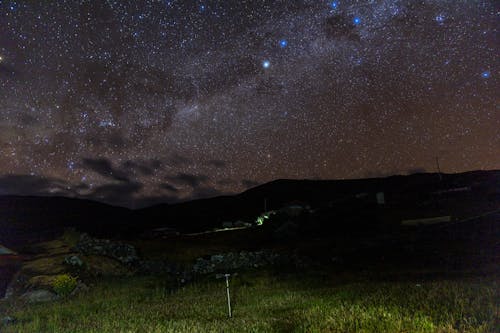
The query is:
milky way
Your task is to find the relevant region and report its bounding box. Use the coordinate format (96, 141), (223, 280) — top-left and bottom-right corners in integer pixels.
(0, 1), (498, 207)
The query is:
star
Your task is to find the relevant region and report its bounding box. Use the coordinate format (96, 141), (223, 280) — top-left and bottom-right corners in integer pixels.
(481, 71), (490, 79)
(0, 0), (496, 208)
(435, 14), (446, 24)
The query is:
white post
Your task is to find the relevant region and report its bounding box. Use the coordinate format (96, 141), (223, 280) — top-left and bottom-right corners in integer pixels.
(225, 274), (232, 318)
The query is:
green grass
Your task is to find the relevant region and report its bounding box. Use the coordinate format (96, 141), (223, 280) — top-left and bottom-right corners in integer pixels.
(2, 271), (498, 332)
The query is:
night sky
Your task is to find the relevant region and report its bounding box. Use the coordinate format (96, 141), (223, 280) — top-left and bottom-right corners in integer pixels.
(0, 1), (498, 207)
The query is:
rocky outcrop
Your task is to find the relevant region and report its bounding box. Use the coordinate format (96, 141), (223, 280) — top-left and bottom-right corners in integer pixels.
(64, 255), (84, 267)
(191, 250), (311, 275)
(75, 234), (139, 265)
(138, 250), (313, 284)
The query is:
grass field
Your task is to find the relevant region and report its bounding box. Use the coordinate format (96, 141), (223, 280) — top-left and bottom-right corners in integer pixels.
(2, 270), (498, 333)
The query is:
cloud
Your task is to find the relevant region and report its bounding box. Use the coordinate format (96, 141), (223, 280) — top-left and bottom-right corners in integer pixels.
(81, 158), (130, 181)
(217, 178), (236, 186)
(166, 173), (209, 188)
(0, 174), (72, 196)
(166, 153), (192, 167)
(0, 173), (172, 208)
(84, 181), (143, 207)
(122, 159), (162, 176)
(159, 183), (179, 193)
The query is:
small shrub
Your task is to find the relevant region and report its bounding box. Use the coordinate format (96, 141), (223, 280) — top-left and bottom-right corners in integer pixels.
(52, 274), (78, 297)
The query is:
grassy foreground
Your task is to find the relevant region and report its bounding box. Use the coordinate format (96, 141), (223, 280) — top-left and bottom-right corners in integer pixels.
(2, 271), (498, 333)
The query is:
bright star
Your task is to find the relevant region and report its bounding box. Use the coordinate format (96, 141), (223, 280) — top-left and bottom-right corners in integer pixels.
(481, 71), (490, 78)
(435, 14), (445, 23)
(279, 39), (288, 48)
(67, 161), (76, 170)
(262, 60), (270, 69)
(0, 56), (3, 63)
(353, 17), (361, 25)
(331, 2), (338, 9)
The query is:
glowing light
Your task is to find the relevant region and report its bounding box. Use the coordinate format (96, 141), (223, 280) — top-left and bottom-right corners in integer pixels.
(0, 56), (3, 62)
(353, 17), (361, 25)
(279, 39), (288, 48)
(435, 14), (445, 23)
(262, 60), (270, 69)
(331, 2), (338, 9)
(481, 71), (490, 78)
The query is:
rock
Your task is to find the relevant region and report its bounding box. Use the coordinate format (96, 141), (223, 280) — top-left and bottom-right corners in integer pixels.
(1, 316), (17, 326)
(75, 233), (139, 264)
(190, 249), (311, 276)
(70, 282), (89, 296)
(138, 260), (179, 274)
(64, 255), (84, 267)
(20, 289), (58, 303)
(26, 275), (58, 290)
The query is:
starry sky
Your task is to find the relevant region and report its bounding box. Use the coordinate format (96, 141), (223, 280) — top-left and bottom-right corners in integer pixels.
(0, 0), (498, 208)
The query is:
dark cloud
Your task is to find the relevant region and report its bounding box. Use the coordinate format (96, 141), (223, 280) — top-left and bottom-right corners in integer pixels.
(166, 153), (192, 167)
(82, 130), (130, 150)
(84, 181), (143, 207)
(81, 158), (130, 182)
(0, 175), (72, 196)
(122, 159), (162, 176)
(166, 173), (209, 188)
(159, 183), (179, 193)
(217, 178), (236, 186)
(0, 173), (169, 208)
